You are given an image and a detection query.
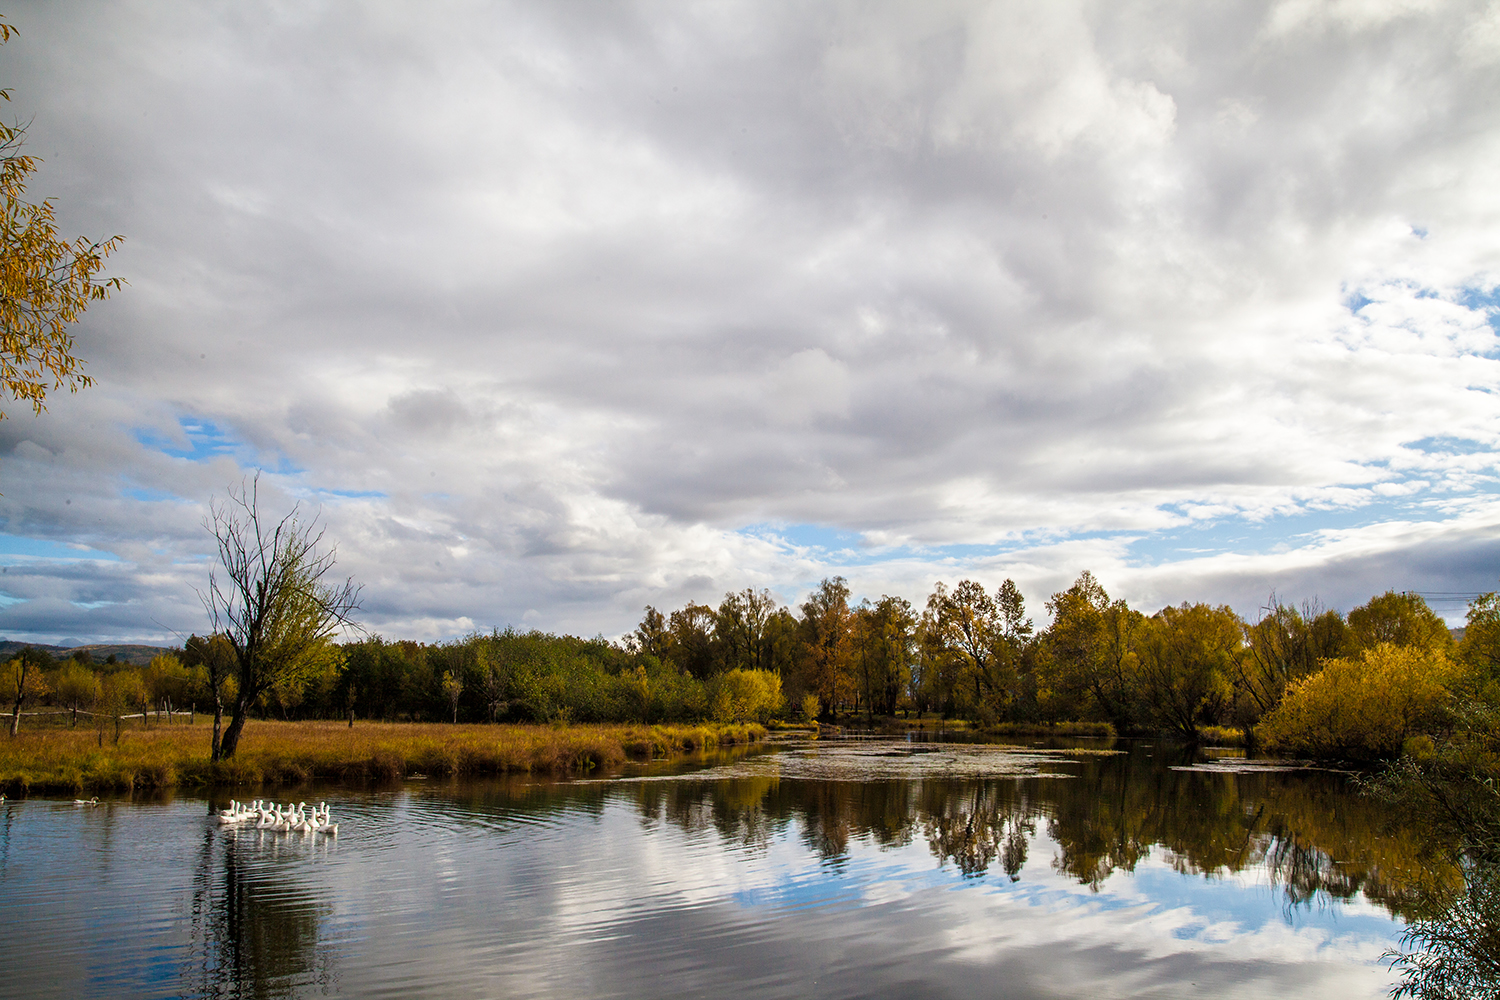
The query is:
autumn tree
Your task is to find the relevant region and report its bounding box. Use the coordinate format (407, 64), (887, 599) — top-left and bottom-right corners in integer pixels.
(52, 657), (98, 726)
(4, 646), (50, 736)
(1236, 596), (1349, 723)
(713, 588), (795, 675)
(853, 595), (916, 719)
(1259, 643), (1460, 761)
(1041, 572), (1144, 729)
(1348, 591), (1453, 655)
(1134, 603), (1242, 742)
(0, 19), (122, 421)
(182, 633), (237, 757)
(795, 577), (854, 718)
(914, 583), (964, 717)
(143, 652), (189, 719)
(203, 476), (361, 760)
(930, 579), (1033, 721)
(440, 669), (464, 723)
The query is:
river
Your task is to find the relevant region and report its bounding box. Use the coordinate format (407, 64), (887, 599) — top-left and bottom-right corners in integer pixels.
(0, 735), (1437, 998)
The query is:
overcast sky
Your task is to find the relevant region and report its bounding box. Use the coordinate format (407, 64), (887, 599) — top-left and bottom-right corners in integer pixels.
(2, 0), (1498, 645)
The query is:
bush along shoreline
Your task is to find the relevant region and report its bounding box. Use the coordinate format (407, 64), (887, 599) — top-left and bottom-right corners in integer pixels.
(0, 720), (768, 796)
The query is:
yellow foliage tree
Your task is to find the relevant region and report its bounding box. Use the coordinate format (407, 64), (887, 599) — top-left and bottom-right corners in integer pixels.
(0, 20), (122, 419)
(1258, 643), (1461, 761)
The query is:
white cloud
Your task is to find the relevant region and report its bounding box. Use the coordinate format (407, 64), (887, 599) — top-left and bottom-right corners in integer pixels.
(1, 1), (1498, 642)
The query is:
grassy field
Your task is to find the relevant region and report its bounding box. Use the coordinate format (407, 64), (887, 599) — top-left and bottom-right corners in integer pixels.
(0, 719), (768, 795)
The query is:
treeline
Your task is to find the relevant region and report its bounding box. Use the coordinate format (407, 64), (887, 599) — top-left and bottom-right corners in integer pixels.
(6, 572), (1497, 755)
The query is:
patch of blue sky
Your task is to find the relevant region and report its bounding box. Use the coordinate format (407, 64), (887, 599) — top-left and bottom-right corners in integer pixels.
(1123, 495), (1449, 566)
(740, 522), (1044, 568)
(1402, 435), (1492, 456)
(316, 488), (388, 500)
(134, 415), (305, 474)
(1458, 284), (1500, 334)
(1343, 290), (1374, 313)
(0, 592), (25, 608)
(134, 416), (243, 462)
(122, 486), (184, 503)
(0, 533), (118, 564)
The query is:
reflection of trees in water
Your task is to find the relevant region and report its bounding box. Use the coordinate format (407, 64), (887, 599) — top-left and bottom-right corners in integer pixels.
(630, 745), (1456, 914)
(185, 816), (334, 999)
(919, 781), (1034, 879)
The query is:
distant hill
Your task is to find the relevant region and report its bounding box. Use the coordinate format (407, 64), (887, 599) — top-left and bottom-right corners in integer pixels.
(0, 641), (176, 667)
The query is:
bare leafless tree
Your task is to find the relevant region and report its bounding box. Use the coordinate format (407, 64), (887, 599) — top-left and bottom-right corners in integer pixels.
(202, 474), (361, 760)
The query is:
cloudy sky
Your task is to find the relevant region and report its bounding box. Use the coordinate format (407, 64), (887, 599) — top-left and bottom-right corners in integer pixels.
(2, 0), (1498, 645)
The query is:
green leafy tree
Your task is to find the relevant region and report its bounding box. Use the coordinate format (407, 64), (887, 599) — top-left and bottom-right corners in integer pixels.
(1348, 591), (1453, 655)
(182, 634), (237, 757)
(143, 653), (189, 718)
(1041, 572), (1144, 729)
(52, 658), (98, 726)
(632, 606), (672, 662)
(0, 19), (121, 420)
(666, 602), (717, 679)
(204, 476), (361, 760)
(1459, 590), (1500, 693)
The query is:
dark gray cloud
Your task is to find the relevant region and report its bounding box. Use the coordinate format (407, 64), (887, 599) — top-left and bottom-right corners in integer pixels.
(0, 1), (1498, 643)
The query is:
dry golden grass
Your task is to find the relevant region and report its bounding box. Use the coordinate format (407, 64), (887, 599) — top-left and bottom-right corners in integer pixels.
(0, 719), (767, 795)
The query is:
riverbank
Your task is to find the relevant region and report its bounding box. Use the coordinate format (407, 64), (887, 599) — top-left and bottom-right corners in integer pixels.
(0, 719), (768, 795)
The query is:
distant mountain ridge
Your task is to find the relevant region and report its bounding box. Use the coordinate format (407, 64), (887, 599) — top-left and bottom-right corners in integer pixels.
(0, 640), (175, 666)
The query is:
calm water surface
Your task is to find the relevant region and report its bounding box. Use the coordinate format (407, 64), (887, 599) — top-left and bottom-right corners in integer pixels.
(0, 737), (1432, 998)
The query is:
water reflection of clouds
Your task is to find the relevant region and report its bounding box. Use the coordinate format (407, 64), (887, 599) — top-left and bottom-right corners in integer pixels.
(428, 782), (1398, 998)
(0, 758), (1412, 999)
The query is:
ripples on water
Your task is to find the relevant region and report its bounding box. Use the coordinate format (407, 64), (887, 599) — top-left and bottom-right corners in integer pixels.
(0, 739), (1420, 998)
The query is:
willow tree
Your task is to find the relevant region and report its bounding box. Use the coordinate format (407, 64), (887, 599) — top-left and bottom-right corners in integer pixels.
(203, 477), (361, 760)
(0, 19), (122, 420)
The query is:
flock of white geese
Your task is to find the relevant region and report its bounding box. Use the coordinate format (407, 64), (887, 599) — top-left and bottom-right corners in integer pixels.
(214, 798), (339, 836)
(51, 795), (339, 836)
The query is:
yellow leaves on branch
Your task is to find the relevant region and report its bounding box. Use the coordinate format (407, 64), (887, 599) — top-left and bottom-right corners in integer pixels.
(1258, 643), (1462, 761)
(0, 19), (121, 419)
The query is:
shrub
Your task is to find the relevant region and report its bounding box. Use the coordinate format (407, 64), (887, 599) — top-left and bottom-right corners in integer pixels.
(1258, 643), (1461, 761)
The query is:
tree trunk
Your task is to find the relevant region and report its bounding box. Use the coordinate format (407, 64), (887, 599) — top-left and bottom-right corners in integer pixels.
(211, 696), (224, 761)
(348, 707), (354, 728)
(218, 697), (250, 759)
(8, 700), (19, 737)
